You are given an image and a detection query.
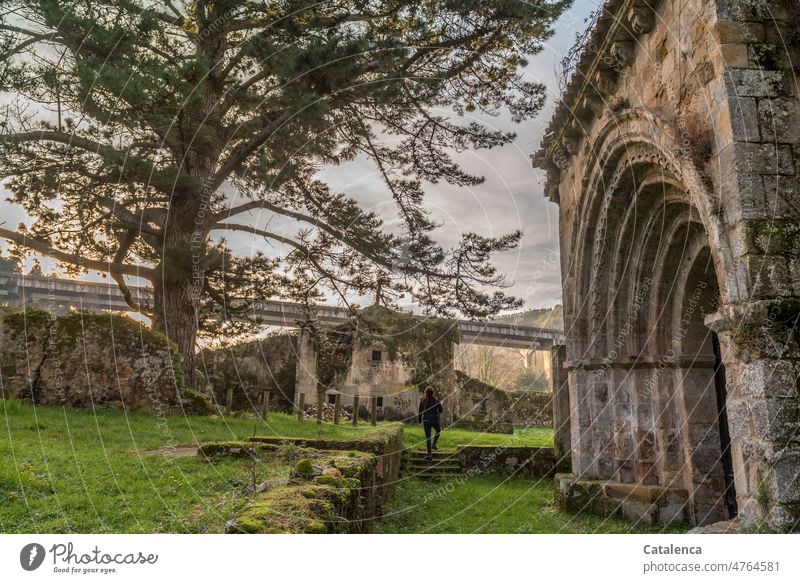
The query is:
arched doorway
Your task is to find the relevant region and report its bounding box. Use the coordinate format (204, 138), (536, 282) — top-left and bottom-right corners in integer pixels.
(652, 213), (736, 523)
(562, 122), (740, 525)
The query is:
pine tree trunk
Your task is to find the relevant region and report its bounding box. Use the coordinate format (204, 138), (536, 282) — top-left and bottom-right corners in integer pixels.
(150, 150), (216, 391)
(150, 193), (208, 392)
(152, 275), (199, 391)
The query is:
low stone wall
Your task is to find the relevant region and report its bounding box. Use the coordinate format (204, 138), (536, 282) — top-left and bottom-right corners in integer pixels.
(244, 423), (404, 508)
(0, 308), (183, 412)
(554, 473), (691, 526)
(224, 449), (379, 534)
(457, 445), (557, 478)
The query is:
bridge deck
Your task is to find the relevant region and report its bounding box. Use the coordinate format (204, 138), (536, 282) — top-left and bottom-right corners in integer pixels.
(0, 272), (562, 349)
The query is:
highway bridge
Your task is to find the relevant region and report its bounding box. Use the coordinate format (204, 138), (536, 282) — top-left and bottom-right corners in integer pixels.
(0, 269), (563, 349)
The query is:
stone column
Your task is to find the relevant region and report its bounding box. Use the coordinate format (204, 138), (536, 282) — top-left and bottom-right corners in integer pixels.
(568, 367), (597, 478)
(707, 303), (800, 531)
(551, 344), (571, 472)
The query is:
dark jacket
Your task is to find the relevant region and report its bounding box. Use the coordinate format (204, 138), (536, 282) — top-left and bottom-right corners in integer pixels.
(418, 396), (443, 424)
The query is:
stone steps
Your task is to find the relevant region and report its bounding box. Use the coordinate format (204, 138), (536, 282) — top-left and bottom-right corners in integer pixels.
(404, 450), (463, 479)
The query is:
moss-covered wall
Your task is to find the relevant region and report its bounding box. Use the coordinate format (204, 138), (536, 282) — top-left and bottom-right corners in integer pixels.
(201, 424), (404, 533)
(244, 423), (405, 507)
(453, 371), (513, 433)
(223, 449), (379, 534)
(452, 371), (554, 432)
(0, 307), (183, 412)
(199, 333), (297, 412)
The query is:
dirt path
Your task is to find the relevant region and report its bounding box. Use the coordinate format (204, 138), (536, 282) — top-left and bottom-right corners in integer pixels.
(136, 446), (199, 459)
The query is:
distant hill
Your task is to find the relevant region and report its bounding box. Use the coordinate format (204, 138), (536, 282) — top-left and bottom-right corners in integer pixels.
(493, 305), (564, 331)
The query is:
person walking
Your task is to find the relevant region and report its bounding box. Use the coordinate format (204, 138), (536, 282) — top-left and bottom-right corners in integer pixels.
(418, 386), (443, 460)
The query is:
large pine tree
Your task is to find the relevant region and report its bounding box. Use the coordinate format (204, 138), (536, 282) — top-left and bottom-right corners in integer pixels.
(0, 0), (569, 386)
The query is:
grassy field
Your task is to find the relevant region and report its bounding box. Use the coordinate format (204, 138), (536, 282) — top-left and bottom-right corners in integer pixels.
(0, 399), (387, 533)
(403, 424), (553, 451)
(2, 399), (598, 534)
(377, 475), (691, 534)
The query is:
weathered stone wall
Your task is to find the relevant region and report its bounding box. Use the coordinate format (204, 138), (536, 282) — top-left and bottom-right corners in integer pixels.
(507, 390), (553, 428)
(1, 308), (182, 412)
(458, 445), (557, 478)
(200, 333), (297, 412)
(535, 0), (800, 530)
(453, 371), (514, 433)
(294, 307), (458, 424)
(336, 339), (420, 421)
(555, 472), (691, 526)
(452, 370), (553, 432)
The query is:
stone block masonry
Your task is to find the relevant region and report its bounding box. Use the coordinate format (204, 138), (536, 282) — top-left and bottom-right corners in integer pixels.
(534, 0), (800, 532)
(458, 446), (557, 479)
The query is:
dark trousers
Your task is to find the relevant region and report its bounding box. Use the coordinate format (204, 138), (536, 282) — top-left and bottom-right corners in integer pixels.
(422, 418), (442, 454)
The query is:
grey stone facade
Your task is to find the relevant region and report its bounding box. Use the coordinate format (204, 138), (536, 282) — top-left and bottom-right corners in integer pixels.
(534, 0), (800, 530)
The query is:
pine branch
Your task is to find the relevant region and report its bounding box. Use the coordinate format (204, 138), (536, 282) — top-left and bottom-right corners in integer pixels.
(0, 226), (156, 278)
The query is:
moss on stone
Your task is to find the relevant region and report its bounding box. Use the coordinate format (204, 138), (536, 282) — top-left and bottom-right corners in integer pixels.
(752, 221), (800, 258)
(294, 458), (316, 477)
(313, 474), (348, 487)
(730, 299), (800, 356)
(182, 389), (216, 415)
(227, 484), (342, 534)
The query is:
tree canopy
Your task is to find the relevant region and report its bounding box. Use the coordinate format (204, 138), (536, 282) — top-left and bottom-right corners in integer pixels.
(0, 0), (570, 384)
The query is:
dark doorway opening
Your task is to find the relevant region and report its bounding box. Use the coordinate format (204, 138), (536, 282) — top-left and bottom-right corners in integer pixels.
(712, 332), (738, 518)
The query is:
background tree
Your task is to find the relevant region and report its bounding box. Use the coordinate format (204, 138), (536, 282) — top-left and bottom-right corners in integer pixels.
(0, 0), (570, 387)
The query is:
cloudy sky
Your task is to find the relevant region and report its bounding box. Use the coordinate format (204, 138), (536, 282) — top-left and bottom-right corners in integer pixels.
(0, 0), (599, 313)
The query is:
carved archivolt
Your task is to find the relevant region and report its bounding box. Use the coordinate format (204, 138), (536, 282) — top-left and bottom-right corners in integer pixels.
(566, 111), (724, 359)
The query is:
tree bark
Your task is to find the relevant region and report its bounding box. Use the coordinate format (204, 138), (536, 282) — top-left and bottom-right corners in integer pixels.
(149, 188), (210, 392)
(152, 274), (199, 391)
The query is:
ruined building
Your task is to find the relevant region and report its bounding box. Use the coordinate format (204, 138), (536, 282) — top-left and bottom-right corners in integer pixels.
(534, 0), (800, 530)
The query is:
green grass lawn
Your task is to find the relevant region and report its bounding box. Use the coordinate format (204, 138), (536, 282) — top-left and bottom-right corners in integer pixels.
(403, 424), (553, 452)
(377, 475), (691, 534)
(0, 399), (388, 533)
(5, 399), (662, 535)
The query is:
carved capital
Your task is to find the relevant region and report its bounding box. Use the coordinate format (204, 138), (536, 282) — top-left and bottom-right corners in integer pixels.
(562, 135), (580, 155)
(581, 93), (605, 117)
(593, 70), (618, 97)
(609, 41), (635, 68)
(553, 145), (571, 170)
(628, 7), (655, 35)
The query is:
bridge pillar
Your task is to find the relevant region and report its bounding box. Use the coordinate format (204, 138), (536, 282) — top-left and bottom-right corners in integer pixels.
(294, 328), (318, 411)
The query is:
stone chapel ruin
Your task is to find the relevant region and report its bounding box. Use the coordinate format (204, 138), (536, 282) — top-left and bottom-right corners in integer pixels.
(534, 0), (800, 530)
